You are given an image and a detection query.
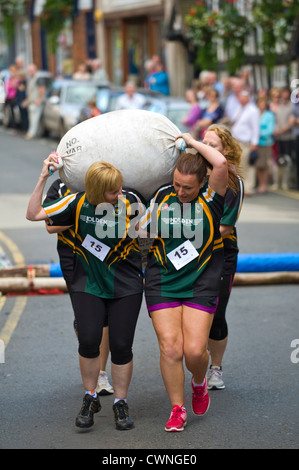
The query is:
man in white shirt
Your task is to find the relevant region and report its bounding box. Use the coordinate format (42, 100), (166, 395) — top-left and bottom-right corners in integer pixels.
(116, 82), (146, 110)
(224, 77), (245, 121)
(231, 90), (260, 196)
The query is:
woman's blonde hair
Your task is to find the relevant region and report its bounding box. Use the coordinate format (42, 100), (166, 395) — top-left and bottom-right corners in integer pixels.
(85, 161), (123, 205)
(207, 124), (243, 193)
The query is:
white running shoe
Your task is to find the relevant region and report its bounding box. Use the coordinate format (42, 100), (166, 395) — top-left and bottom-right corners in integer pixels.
(96, 371), (114, 396)
(207, 366), (225, 390)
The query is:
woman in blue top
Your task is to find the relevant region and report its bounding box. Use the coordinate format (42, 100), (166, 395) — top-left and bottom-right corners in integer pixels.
(256, 96), (276, 193)
(145, 63), (170, 95)
(195, 87), (223, 140)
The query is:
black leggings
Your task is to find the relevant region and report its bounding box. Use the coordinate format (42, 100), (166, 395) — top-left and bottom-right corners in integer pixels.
(209, 274), (234, 341)
(72, 292), (142, 364)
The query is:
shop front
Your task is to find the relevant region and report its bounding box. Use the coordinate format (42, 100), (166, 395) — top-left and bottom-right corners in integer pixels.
(100, 1), (164, 86)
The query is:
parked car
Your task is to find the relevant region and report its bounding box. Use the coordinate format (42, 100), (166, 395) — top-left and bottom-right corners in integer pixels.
(141, 96), (191, 133)
(40, 79), (111, 137)
(95, 86), (163, 114)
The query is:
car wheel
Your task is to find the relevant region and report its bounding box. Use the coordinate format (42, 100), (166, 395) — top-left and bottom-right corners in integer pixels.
(38, 116), (48, 138)
(59, 120), (68, 139)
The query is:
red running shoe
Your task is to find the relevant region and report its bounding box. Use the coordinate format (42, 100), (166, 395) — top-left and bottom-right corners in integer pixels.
(191, 377), (210, 415)
(165, 405), (187, 432)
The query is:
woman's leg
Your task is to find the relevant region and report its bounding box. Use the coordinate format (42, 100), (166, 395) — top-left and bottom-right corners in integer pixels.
(151, 306), (185, 406)
(208, 273), (232, 367)
(107, 294), (142, 430)
(107, 294), (142, 399)
(183, 306), (214, 384)
(99, 326), (110, 371)
(72, 292), (106, 428)
(72, 292), (106, 391)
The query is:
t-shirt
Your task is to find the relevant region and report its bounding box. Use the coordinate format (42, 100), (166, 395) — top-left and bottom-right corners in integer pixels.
(221, 176), (244, 275)
(140, 182), (224, 298)
(43, 188), (144, 299)
(116, 93), (146, 110)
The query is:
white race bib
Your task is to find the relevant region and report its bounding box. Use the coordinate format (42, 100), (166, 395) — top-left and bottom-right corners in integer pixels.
(82, 234), (111, 261)
(167, 240), (199, 271)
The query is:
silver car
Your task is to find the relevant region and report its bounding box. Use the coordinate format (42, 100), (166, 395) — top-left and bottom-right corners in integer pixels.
(142, 96), (191, 133)
(40, 79), (110, 138)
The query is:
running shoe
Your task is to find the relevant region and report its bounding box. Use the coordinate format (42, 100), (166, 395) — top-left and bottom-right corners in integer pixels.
(207, 365), (225, 390)
(191, 377), (210, 415)
(96, 371), (114, 396)
(113, 400), (134, 430)
(75, 393), (101, 428)
(165, 405), (187, 432)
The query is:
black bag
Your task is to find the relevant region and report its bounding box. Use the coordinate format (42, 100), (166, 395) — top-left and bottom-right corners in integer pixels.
(249, 149), (258, 166)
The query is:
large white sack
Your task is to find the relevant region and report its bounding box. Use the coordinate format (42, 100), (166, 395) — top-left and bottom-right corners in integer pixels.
(56, 109), (184, 200)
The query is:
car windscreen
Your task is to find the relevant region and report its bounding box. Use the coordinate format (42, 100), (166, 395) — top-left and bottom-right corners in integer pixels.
(65, 85), (101, 105)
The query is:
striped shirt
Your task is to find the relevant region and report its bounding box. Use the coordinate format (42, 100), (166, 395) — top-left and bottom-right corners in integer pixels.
(140, 182), (224, 298)
(43, 189), (144, 299)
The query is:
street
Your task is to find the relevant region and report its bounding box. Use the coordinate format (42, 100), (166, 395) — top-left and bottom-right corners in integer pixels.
(0, 127), (298, 451)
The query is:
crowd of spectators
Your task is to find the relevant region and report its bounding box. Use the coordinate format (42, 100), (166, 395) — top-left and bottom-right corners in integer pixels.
(1, 57), (299, 192)
(184, 69), (299, 194)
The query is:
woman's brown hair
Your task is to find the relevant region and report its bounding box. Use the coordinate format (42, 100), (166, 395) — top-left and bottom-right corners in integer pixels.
(174, 151), (208, 184)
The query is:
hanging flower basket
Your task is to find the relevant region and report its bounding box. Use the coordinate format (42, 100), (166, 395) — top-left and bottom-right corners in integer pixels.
(252, 0), (299, 71)
(218, 1), (253, 74)
(185, 3), (220, 71)
(40, 0), (74, 53)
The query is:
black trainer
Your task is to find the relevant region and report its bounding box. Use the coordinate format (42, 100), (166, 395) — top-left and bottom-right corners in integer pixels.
(75, 394), (101, 428)
(112, 400), (134, 430)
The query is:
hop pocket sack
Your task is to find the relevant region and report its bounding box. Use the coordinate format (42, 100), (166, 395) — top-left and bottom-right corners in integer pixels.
(56, 109), (183, 201)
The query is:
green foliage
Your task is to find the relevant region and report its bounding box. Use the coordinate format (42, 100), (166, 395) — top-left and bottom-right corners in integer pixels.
(40, 0), (74, 53)
(185, 4), (219, 71)
(0, 0), (26, 42)
(185, 0), (299, 74)
(218, 2), (253, 75)
(252, 0), (299, 71)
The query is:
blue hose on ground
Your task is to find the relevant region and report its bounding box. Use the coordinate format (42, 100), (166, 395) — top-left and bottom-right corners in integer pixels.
(48, 253), (299, 277)
(236, 253), (299, 273)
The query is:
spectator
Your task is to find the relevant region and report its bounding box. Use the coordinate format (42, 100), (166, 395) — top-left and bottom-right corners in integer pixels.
(15, 55), (25, 75)
(218, 76), (232, 109)
(145, 62), (170, 95)
(79, 98), (101, 123)
(16, 71), (28, 133)
(290, 93), (299, 189)
(181, 88), (203, 135)
(91, 59), (108, 82)
(239, 66), (254, 95)
(231, 90), (260, 196)
(4, 64), (20, 130)
(255, 96), (276, 193)
(268, 87), (281, 185)
(116, 81), (146, 110)
(206, 71), (224, 95)
(23, 63), (46, 140)
(73, 63), (91, 80)
(224, 77), (246, 123)
(269, 87), (281, 114)
(273, 87), (294, 190)
(194, 86), (223, 139)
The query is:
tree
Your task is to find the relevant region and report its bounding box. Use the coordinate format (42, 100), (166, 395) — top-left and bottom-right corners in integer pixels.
(0, 0), (26, 42)
(40, 0), (74, 53)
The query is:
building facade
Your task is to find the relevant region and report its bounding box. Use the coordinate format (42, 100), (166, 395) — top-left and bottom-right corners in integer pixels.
(1, 0), (298, 97)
